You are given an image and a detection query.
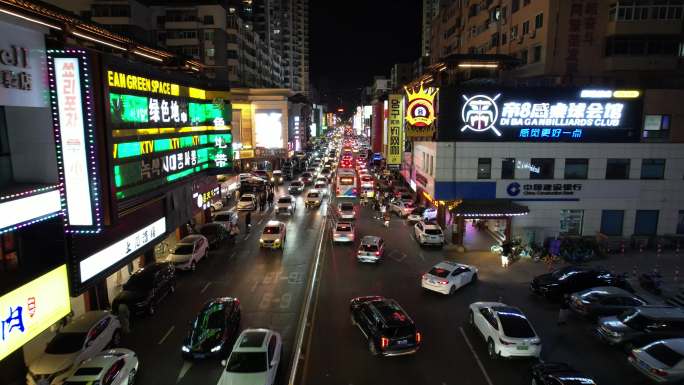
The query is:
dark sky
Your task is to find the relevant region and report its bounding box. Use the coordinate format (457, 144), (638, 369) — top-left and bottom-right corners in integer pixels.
(310, 0), (422, 110)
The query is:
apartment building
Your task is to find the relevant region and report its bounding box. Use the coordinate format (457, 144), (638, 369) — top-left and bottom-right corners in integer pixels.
(422, 0), (441, 57)
(281, 0), (310, 95)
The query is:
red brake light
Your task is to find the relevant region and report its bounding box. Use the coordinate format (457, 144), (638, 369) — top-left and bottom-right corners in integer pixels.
(375, 251), (380, 256)
(438, 280), (448, 285)
(415, 332), (422, 344)
(651, 368), (669, 377)
(380, 337), (389, 349)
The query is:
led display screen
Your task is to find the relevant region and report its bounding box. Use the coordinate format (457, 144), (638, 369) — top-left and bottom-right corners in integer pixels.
(437, 87), (643, 142)
(255, 110), (284, 149)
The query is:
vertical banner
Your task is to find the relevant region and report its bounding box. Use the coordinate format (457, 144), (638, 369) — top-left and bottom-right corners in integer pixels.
(387, 94), (404, 167)
(47, 50), (102, 234)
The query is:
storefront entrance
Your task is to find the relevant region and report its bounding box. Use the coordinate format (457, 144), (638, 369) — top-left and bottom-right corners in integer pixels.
(463, 218), (507, 251)
(452, 200), (529, 250)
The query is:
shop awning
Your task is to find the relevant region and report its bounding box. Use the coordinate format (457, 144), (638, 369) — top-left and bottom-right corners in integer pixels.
(451, 199), (529, 217)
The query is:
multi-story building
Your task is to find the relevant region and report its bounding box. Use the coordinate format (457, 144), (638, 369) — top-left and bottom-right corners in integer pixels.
(281, 0), (309, 95)
(422, 0), (440, 57)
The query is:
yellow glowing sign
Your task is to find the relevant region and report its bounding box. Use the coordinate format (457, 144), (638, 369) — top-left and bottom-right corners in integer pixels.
(405, 82), (438, 127)
(0, 265), (71, 362)
(189, 87), (206, 100)
(107, 70), (180, 96)
(613, 90), (640, 98)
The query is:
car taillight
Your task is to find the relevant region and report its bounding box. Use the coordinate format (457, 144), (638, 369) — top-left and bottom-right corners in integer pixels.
(375, 251), (380, 256)
(353, 188), (357, 193)
(415, 332), (422, 344)
(499, 338), (514, 345)
(651, 368), (669, 377)
(380, 337), (389, 349)
(438, 280), (448, 285)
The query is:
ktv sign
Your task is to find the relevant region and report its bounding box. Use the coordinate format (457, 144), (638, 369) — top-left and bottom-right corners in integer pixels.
(441, 88), (642, 143)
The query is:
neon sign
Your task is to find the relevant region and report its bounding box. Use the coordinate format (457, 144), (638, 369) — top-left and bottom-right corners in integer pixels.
(404, 82), (438, 139)
(107, 70), (179, 96)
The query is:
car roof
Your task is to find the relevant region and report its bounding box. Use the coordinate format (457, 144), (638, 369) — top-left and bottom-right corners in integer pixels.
(130, 262), (167, 277)
(370, 299), (413, 327)
(62, 311), (111, 333)
(266, 220), (282, 227)
(656, 338), (684, 355)
(77, 348), (133, 370)
(278, 195), (292, 200)
(234, 329), (274, 352)
(180, 234), (204, 243)
(361, 235), (382, 244)
(421, 222), (442, 229)
(491, 305), (524, 317)
(577, 286), (633, 297)
(434, 261), (469, 271)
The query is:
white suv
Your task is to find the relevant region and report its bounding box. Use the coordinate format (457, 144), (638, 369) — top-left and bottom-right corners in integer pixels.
(468, 302), (541, 359)
(414, 221), (445, 247)
(276, 195), (296, 215)
(237, 194), (257, 211)
(217, 328), (282, 385)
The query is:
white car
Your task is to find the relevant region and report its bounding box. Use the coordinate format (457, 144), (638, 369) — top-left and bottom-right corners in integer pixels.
(414, 221), (445, 247)
(333, 221), (355, 243)
(276, 195), (296, 215)
(237, 194), (257, 211)
(357, 236), (384, 263)
(166, 235), (209, 271)
(468, 302), (542, 359)
(27, 311), (121, 385)
(260, 221), (286, 249)
(407, 207), (426, 222)
(212, 210), (238, 230)
(62, 348), (139, 385)
(217, 329), (282, 385)
(305, 190), (323, 208)
(422, 261), (478, 295)
(629, 338), (684, 383)
(314, 181), (328, 196)
(337, 202), (356, 220)
(423, 207), (437, 221)
(389, 199), (415, 217)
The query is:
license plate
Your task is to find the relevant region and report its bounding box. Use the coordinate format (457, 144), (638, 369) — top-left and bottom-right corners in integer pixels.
(397, 339), (407, 345)
(516, 345), (528, 350)
(194, 353), (206, 358)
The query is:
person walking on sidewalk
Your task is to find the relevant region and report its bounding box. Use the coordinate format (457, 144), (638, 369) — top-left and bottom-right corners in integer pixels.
(558, 294), (570, 325)
(267, 191), (274, 208)
(117, 303), (131, 334)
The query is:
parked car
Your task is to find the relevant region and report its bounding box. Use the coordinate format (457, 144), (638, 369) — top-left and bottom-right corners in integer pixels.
(333, 221), (355, 243)
(166, 235), (209, 271)
(357, 236), (385, 263)
(259, 221), (287, 250)
(236, 194), (257, 211)
(182, 297), (241, 359)
(569, 286), (647, 319)
(530, 266), (633, 301)
(288, 181), (304, 195)
(349, 296), (421, 356)
(111, 262), (176, 316)
(27, 311), (121, 385)
(199, 223), (229, 249)
(276, 195), (296, 215)
(305, 190), (323, 208)
(629, 338), (684, 383)
(389, 199), (415, 218)
(468, 302), (541, 359)
(217, 329), (282, 385)
(337, 202), (356, 220)
(422, 261), (478, 295)
(414, 221), (445, 247)
(62, 348), (139, 385)
(212, 210), (238, 230)
(271, 170), (283, 185)
(530, 362), (597, 385)
(597, 306), (684, 347)
(422, 207), (437, 222)
(300, 172), (314, 185)
(238, 173), (252, 182)
(407, 207), (426, 223)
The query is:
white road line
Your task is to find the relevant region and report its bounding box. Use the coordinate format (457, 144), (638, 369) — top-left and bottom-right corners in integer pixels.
(459, 327), (494, 385)
(158, 326), (175, 345)
(176, 361), (192, 383)
(200, 282), (211, 294)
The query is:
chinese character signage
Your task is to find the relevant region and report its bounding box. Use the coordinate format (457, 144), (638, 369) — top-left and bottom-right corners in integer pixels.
(0, 265), (70, 362)
(0, 19), (48, 108)
(404, 82), (438, 139)
(505, 182), (583, 198)
(387, 94), (404, 166)
(47, 50), (103, 234)
(439, 87), (642, 142)
(104, 60), (232, 201)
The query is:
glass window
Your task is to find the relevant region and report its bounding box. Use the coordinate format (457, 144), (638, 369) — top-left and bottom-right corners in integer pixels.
(560, 209), (584, 236)
(511, 25), (518, 39)
(601, 210), (624, 236)
(635, 210), (659, 235)
(532, 45), (542, 62)
(564, 159), (588, 179)
(606, 159), (630, 179)
(530, 158), (554, 179)
(512, 0), (520, 13)
(477, 158), (492, 179)
(523, 20), (530, 35)
(641, 159), (665, 179)
(501, 158), (515, 179)
(535, 13), (544, 29)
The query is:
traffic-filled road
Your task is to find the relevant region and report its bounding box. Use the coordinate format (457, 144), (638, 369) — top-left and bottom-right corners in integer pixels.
(120, 183), (328, 385)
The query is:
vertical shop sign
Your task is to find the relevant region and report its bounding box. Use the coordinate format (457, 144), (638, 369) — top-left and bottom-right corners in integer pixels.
(387, 94), (403, 167)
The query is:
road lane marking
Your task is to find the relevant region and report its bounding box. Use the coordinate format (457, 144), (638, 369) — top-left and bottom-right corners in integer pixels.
(459, 327), (494, 385)
(176, 361), (192, 383)
(158, 326), (175, 345)
(200, 282), (211, 294)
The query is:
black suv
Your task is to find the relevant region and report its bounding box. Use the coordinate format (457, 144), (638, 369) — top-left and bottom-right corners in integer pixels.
(350, 296), (421, 356)
(530, 266), (632, 301)
(112, 262), (176, 316)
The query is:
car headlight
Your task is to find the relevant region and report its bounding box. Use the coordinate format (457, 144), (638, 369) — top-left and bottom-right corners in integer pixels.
(182, 345), (190, 353)
(211, 345), (222, 353)
(274, 239), (281, 245)
(271, 177), (275, 182)
(259, 239), (264, 243)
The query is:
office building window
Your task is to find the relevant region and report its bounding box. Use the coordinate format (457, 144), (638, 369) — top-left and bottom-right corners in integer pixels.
(204, 30), (214, 41)
(634, 210), (659, 235)
(205, 48), (215, 58)
(532, 45), (542, 62)
(523, 20), (530, 35)
(606, 159), (630, 179)
(601, 210), (624, 236)
(478, 158), (492, 179)
(564, 158), (588, 179)
(501, 158), (515, 179)
(530, 158), (554, 179)
(643, 114), (671, 139)
(560, 210), (584, 236)
(641, 159), (665, 179)
(535, 13), (544, 29)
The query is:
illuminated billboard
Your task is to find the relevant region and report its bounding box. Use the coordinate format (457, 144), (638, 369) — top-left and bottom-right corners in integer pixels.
(0, 265), (71, 362)
(387, 94), (404, 166)
(438, 87), (643, 142)
(405, 82), (438, 139)
(255, 110), (283, 149)
(104, 64), (232, 201)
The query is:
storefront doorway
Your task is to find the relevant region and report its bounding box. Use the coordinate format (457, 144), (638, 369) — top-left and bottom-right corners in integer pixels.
(463, 218), (507, 251)
(452, 200), (529, 250)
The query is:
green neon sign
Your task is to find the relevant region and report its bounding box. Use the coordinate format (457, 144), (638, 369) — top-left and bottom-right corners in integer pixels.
(113, 134), (209, 159)
(110, 93), (148, 123)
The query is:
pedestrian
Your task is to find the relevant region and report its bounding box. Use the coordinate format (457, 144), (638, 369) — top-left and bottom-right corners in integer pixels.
(118, 303), (131, 334)
(229, 222), (240, 244)
(245, 211), (252, 233)
(558, 294), (570, 325)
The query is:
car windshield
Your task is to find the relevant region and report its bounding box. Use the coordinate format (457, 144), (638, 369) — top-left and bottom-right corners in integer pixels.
(195, 303), (225, 330)
(645, 342), (684, 367)
(291, 182), (303, 187)
(425, 229), (442, 235)
(384, 325), (415, 339)
(498, 313), (536, 338)
(340, 203), (354, 210)
(173, 244), (194, 254)
(264, 226), (281, 234)
(360, 244), (378, 252)
(123, 273), (153, 291)
(278, 197), (291, 203)
(336, 224), (352, 231)
(45, 332), (87, 354)
(618, 310), (652, 331)
(214, 214), (232, 222)
(428, 267), (450, 278)
(239, 196), (253, 202)
(225, 352), (267, 373)
(551, 266), (584, 280)
(308, 193), (319, 198)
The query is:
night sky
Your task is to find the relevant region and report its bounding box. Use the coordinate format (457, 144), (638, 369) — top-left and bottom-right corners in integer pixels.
(310, 0), (422, 110)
